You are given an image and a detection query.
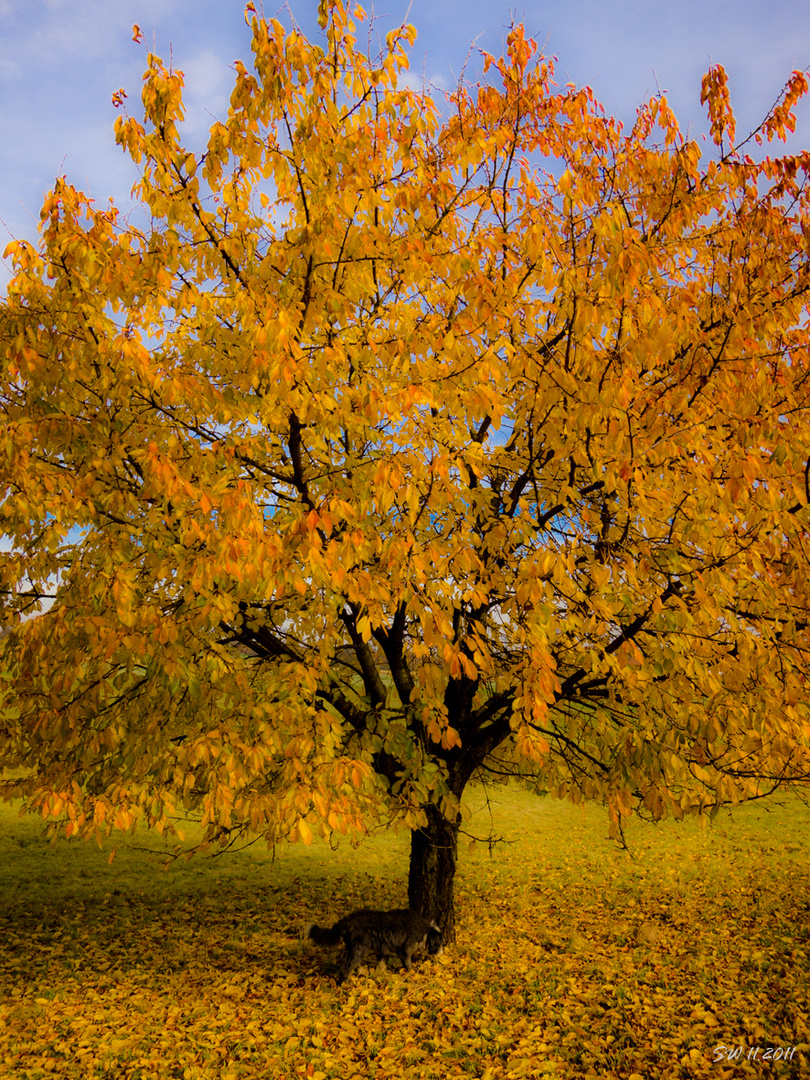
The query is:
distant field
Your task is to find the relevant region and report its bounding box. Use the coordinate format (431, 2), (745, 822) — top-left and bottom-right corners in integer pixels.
(1, 784), (808, 1079)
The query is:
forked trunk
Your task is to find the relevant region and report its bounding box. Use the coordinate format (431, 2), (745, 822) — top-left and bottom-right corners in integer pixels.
(407, 801), (461, 942)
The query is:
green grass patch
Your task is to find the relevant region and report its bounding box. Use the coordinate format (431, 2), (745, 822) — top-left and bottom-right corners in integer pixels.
(1, 786), (809, 1078)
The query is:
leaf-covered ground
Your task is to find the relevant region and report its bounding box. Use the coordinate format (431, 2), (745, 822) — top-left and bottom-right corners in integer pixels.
(1, 789), (808, 1079)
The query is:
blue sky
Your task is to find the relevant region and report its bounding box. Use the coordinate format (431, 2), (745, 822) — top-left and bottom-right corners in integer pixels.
(1, 0), (808, 286)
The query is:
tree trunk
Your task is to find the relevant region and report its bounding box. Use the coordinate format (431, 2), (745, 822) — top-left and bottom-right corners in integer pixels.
(408, 801), (461, 942)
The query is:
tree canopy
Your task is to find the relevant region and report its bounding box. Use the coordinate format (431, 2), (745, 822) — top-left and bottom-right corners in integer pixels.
(2, 0), (810, 933)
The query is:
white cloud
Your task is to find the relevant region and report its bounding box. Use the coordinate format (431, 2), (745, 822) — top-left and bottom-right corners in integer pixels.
(179, 48), (234, 137)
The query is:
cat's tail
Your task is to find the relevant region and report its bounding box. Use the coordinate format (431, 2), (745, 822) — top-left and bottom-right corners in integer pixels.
(306, 922), (343, 947)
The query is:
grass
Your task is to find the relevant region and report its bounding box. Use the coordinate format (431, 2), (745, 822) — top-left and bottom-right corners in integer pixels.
(1, 784), (809, 1079)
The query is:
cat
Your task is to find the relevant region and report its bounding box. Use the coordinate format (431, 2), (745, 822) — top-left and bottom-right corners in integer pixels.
(307, 907), (444, 983)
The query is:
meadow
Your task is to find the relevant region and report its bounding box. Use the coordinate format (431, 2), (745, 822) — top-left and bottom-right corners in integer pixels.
(1, 784), (808, 1079)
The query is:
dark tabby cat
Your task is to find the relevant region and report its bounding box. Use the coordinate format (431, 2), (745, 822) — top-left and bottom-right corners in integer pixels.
(307, 908), (443, 983)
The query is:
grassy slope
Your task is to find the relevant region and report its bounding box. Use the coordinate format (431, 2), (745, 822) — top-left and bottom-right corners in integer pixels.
(1, 785), (808, 1079)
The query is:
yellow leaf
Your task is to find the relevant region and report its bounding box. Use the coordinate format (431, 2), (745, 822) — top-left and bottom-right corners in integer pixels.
(298, 818), (313, 845)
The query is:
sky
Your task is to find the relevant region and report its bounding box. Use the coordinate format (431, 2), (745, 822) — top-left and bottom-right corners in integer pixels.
(0, 0), (808, 287)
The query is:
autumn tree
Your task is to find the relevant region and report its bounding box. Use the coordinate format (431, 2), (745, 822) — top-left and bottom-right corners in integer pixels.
(2, 1), (810, 937)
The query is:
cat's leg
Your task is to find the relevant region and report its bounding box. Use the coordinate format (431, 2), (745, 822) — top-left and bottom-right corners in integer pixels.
(338, 939), (369, 983)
